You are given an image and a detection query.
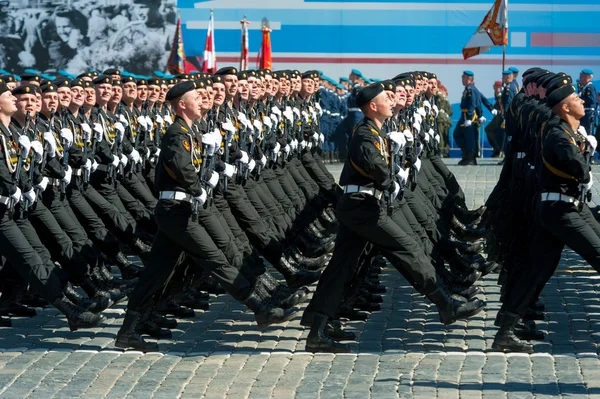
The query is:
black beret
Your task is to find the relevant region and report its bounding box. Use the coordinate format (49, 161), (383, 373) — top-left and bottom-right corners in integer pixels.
(264, 69), (272, 75)
(356, 82), (385, 108)
(0, 74), (15, 83)
(237, 70), (248, 80)
(20, 73), (40, 82)
(538, 72), (557, 88)
(165, 81), (199, 101)
(381, 79), (396, 92)
(91, 71), (99, 77)
(522, 67), (543, 78)
(83, 80), (95, 89)
(0, 82), (9, 96)
(112, 79), (122, 87)
(92, 75), (112, 85)
(69, 78), (85, 88)
(12, 84), (36, 95)
(136, 78), (147, 86)
(523, 70), (549, 87)
(103, 68), (120, 76)
(147, 78), (161, 86)
(121, 76), (136, 84)
(547, 77), (575, 107)
(77, 72), (93, 79)
(40, 83), (57, 94)
(53, 77), (70, 88)
(301, 71), (313, 79)
(40, 79), (50, 86)
(212, 75), (224, 84)
(175, 73), (189, 80)
(168, 78), (176, 85)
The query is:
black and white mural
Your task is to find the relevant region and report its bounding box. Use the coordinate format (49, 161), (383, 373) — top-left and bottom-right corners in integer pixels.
(0, 0), (177, 75)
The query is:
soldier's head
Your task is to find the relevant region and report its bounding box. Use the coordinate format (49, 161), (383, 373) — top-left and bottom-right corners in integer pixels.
(502, 70), (513, 84)
(68, 79), (85, 110)
(403, 79), (415, 106)
(0, 83), (17, 119)
(93, 76), (112, 106)
(580, 69), (593, 85)
(34, 86), (42, 113)
(509, 67), (519, 80)
(121, 77), (137, 105)
(349, 69), (362, 84)
(263, 71), (273, 97)
(147, 79), (161, 103)
(291, 72), (301, 94)
(195, 81), (211, 112)
(246, 71), (261, 101)
(160, 80), (168, 103)
(0, 75), (17, 91)
(83, 81), (96, 109)
(211, 75), (226, 106)
(301, 72), (315, 96)
(40, 84), (59, 116)
(461, 71), (474, 86)
(136, 79), (148, 103)
(357, 83), (393, 122)
(269, 73), (279, 97)
(12, 85), (37, 120)
(214, 67), (238, 100)
(237, 71), (249, 101)
(548, 77), (584, 121)
(426, 75), (438, 96)
(167, 81), (203, 122)
(395, 83), (407, 109)
(382, 80), (397, 109)
(205, 79), (215, 109)
(103, 68), (121, 83)
(278, 73), (289, 96)
(20, 73), (41, 87)
(55, 79), (72, 109)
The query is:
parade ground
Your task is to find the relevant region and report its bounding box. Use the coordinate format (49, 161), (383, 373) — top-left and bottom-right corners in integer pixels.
(0, 160), (599, 399)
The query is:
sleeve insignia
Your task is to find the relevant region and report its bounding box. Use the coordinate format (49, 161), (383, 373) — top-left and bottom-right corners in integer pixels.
(374, 141), (382, 152)
(182, 140), (191, 152)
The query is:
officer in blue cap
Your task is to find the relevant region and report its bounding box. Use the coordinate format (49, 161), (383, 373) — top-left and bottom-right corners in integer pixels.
(509, 67), (520, 91)
(579, 69), (597, 137)
(454, 70), (478, 165)
(339, 77), (350, 90)
(331, 69), (366, 162)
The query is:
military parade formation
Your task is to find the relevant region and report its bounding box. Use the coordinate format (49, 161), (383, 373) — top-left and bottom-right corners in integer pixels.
(0, 63), (597, 355)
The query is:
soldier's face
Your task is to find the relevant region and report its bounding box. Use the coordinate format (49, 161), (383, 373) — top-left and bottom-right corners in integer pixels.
(35, 93), (42, 112)
(160, 85), (168, 102)
(148, 85), (160, 102)
(278, 79), (287, 95)
(238, 80), (249, 100)
(427, 78), (438, 95)
(95, 83), (112, 105)
(213, 83), (225, 106)
(292, 77), (301, 93)
(386, 91), (397, 108)
(224, 75), (238, 99)
(580, 73), (592, 85)
(269, 79), (279, 96)
(564, 93), (585, 119)
(461, 75), (470, 86)
(183, 90), (203, 120)
(207, 87), (215, 108)
(395, 86), (407, 107)
(197, 88), (210, 111)
(405, 85), (415, 105)
(110, 86), (122, 105)
(0, 91), (17, 116)
(57, 87), (71, 108)
(42, 92), (59, 113)
(122, 82), (137, 102)
(15, 94), (37, 118)
(7, 82), (17, 90)
(247, 77), (260, 100)
(264, 76), (272, 94)
(137, 85), (148, 101)
(301, 78), (313, 95)
(84, 87), (96, 107)
(70, 86), (85, 108)
(372, 92), (393, 118)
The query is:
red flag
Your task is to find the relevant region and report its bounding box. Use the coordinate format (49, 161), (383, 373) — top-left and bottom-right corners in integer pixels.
(257, 19), (272, 70)
(240, 17), (250, 70)
(202, 10), (217, 73)
(167, 14), (185, 75)
(462, 0), (508, 60)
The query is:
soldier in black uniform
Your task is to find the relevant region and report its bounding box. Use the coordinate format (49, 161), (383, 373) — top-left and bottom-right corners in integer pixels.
(116, 81), (298, 352)
(302, 82), (485, 353)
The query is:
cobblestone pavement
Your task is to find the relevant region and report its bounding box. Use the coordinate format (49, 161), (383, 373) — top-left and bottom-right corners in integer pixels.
(1, 160), (600, 398)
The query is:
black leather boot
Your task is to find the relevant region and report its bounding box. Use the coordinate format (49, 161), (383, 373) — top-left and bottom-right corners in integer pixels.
(289, 247), (331, 270)
(0, 301), (37, 317)
(52, 294), (105, 332)
(96, 264), (137, 290)
(150, 312), (178, 329)
(275, 257), (322, 291)
(427, 287), (485, 325)
(64, 282), (111, 313)
(454, 204), (487, 224)
(113, 252), (144, 280)
(131, 238), (152, 257)
(492, 312), (534, 353)
(135, 310), (172, 339)
(450, 216), (487, 241)
(515, 319), (545, 341)
(115, 310), (159, 352)
(325, 320), (356, 341)
(179, 293), (210, 310)
(80, 275), (111, 300)
(156, 299), (195, 318)
(257, 273), (309, 309)
(243, 290), (299, 330)
(305, 313), (350, 353)
(0, 316), (11, 327)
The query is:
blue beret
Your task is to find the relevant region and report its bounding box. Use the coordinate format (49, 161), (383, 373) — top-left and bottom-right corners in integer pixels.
(502, 70), (512, 75)
(340, 77), (349, 82)
(372, 78), (381, 83)
(463, 70), (474, 77)
(351, 69), (363, 77)
(336, 84), (345, 90)
(582, 69), (594, 75)
(509, 67), (519, 73)
(317, 70), (323, 76)
(363, 78), (372, 84)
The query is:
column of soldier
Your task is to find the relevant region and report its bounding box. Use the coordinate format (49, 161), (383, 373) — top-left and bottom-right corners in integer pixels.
(0, 66), (495, 354)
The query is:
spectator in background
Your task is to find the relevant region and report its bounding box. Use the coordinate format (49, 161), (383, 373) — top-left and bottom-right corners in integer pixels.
(435, 80), (452, 157)
(485, 81), (504, 157)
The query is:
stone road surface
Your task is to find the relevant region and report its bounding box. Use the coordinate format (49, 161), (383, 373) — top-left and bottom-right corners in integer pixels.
(1, 160), (600, 398)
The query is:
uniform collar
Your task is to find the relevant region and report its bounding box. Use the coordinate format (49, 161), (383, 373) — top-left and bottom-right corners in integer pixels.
(364, 117), (381, 135)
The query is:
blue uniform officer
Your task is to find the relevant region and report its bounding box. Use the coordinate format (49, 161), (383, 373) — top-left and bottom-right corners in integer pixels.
(579, 69), (597, 136)
(453, 70), (479, 165)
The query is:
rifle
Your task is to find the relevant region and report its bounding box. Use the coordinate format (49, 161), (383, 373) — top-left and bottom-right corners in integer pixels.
(580, 148), (593, 210)
(105, 112), (120, 186)
(80, 108), (94, 188)
(57, 111), (69, 199)
(24, 112), (38, 213)
(10, 131), (28, 214)
(237, 94), (249, 183)
(223, 101), (230, 193)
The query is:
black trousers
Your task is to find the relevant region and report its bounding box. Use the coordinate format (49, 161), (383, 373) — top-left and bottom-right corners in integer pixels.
(304, 193), (439, 319)
(502, 201), (600, 316)
(126, 200), (253, 312)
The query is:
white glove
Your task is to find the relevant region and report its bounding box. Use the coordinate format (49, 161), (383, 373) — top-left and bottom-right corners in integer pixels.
(413, 121), (421, 132)
(427, 128), (435, 138)
(478, 117), (487, 124)
(491, 109), (499, 116)
(432, 104), (439, 116)
(91, 159), (99, 172)
(10, 187), (21, 203)
(464, 120), (472, 127)
(30, 140), (44, 163)
(18, 135), (31, 154)
(248, 159), (256, 172)
(388, 131), (406, 152)
(211, 129), (223, 148)
(201, 133), (216, 147)
(81, 123), (92, 140)
(111, 155), (120, 168)
(164, 115), (173, 125)
(263, 116), (272, 129)
(252, 119), (263, 132)
(270, 114), (278, 125)
(224, 163), (237, 178)
(414, 113), (422, 124)
(414, 157), (422, 172)
(237, 113), (249, 128)
(222, 120), (236, 133)
(397, 167), (409, 184)
(155, 114), (164, 125)
(300, 140), (307, 150)
(435, 134), (441, 143)
(239, 151), (249, 164)
(82, 159), (92, 171)
(120, 154), (128, 167)
(319, 133), (325, 143)
(291, 139), (298, 151)
(62, 165), (72, 185)
(22, 188), (36, 204)
(284, 144), (291, 155)
(206, 171), (219, 188)
(418, 107), (426, 117)
(194, 188), (207, 206)
(293, 107), (301, 119)
(302, 110), (310, 122)
(137, 116), (147, 131)
(271, 106), (281, 117)
(587, 172), (594, 190)
(578, 126), (588, 136)
(260, 155), (267, 166)
(154, 148), (161, 158)
(586, 135), (598, 152)
(35, 176), (49, 192)
(312, 132), (320, 142)
(424, 133), (430, 143)
(114, 122), (125, 141)
(59, 128), (73, 149)
(42, 133), (57, 158)
(315, 103), (323, 115)
(403, 130), (414, 144)
(128, 149), (141, 163)
(392, 181), (401, 200)
(423, 100), (431, 110)
(93, 123), (104, 141)
(416, 142), (423, 156)
(283, 108), (294, 122)
(118, 114), (128, 127)
(274, 142), (281, 154)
